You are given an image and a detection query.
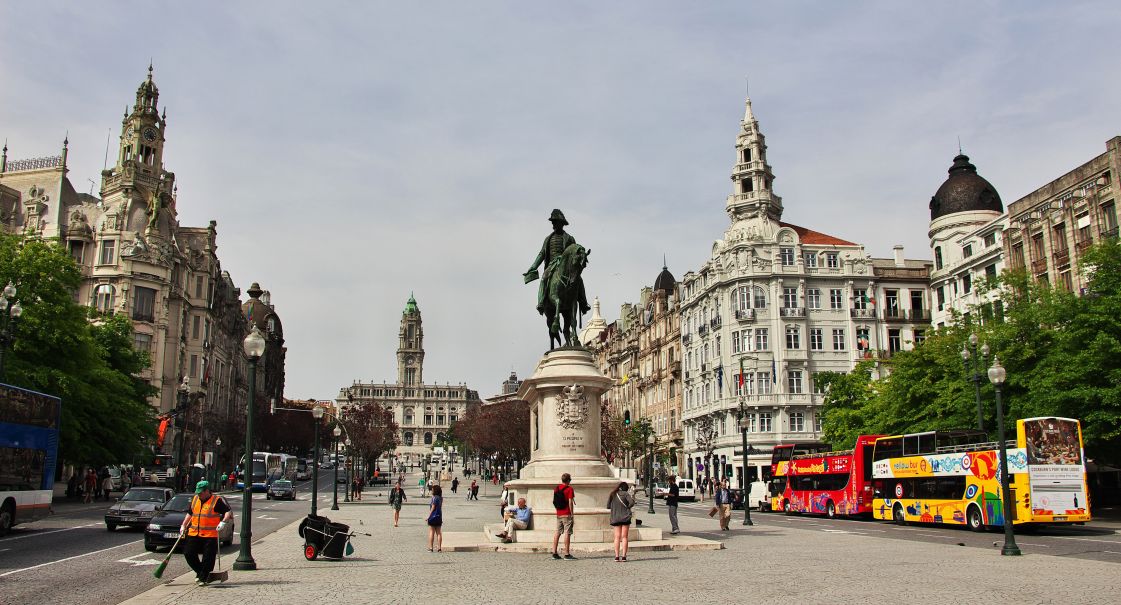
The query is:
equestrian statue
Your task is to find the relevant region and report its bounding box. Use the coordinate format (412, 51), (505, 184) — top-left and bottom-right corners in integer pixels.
(523, 209), (591, 350)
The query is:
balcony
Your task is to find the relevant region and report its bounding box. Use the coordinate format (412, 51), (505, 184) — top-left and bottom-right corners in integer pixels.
(132, 312), (155, 323)
(735, 308), (756, 322)
(1076, 239), (1093, 254)
(1104, 226), (1119, 240)
(711, 316), (722, 329)
(698, 324), (708, 336)
(912, 309), (931, 322)
(1053, 248), (1070, 267)
(780, 307), (805, 318)
(850, 308), (877, 319)
(883, 308), (907, 323)
(682, 334), (692, 345)
(1031, 258), (1048, 275)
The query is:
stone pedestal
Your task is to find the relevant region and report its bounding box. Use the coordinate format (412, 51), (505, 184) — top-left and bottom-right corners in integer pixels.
(506, 348), (659, 540)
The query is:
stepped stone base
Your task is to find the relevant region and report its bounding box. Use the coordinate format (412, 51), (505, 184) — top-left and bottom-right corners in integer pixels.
(443, 530), (723, 553)
(485, 523), (663, 543)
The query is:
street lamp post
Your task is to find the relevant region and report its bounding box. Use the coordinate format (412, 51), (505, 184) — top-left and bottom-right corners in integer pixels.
(737, 398), (754, 526)
(214, 437), (222, 485)
(961, 333), (990, 433)
(646, 432), (656, 515)
(988, 356), (1022, 556)
(0, 282), (23, 381)
(175, 377), (191, 489)
(234, 325), (266, 571)
(343, 437), (352, 503)
(311, 406), (324, 517)
(331, 425), (341, 511)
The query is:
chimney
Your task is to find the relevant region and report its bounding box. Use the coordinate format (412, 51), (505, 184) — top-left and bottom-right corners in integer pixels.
(893, 245), (905, 267)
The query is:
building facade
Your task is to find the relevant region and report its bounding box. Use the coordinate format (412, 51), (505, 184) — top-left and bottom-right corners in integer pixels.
(679, 97), (931, 488)
(0, 68), (284, 464)
(338, 294), (482, 465)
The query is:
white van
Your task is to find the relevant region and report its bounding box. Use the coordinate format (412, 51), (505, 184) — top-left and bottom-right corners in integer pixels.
(674, 478), (696, 502)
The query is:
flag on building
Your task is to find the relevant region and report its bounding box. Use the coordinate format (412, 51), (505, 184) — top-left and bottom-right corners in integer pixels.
(738, 358), (745, 387)
(771, 359), (777, 383)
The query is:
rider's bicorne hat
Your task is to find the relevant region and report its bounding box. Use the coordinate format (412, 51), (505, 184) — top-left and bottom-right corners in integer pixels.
(548, 209), (568, 226)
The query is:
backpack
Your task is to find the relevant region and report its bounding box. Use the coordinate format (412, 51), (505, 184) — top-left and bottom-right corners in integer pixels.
(553, 484), (569, 510)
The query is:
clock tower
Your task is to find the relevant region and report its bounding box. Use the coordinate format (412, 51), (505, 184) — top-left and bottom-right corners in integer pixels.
(397, 293), (425, 386)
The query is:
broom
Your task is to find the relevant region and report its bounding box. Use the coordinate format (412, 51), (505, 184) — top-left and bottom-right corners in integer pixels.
(207, 531), (228, 583)
(153, 530), (185, 579)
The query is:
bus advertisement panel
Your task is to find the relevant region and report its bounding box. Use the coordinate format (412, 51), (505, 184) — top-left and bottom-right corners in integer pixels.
(0, 382), (62, 534)
(871, 418), (1091, 530)
(768, 442), (831, 512)
(779, 435), (882, 517)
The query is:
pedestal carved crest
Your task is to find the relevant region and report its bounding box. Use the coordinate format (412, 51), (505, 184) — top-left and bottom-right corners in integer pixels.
(555, 383), (589, 430)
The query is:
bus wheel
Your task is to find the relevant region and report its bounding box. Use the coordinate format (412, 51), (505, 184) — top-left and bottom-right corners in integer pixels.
(892, 503), (907, 526)
(967, 505), (985, 532)
(0, 502), (13, 537)
(826, 501), (836, 519)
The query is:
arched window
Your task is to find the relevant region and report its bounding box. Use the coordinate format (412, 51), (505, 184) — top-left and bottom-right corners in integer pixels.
(753, 286), (767, 309)
(934, 247), (943, 270)
(404, 408), (414, 425)
(94, 284), (115, 313)
(423, 432), (433, 445)
(404, 432), (414, 446)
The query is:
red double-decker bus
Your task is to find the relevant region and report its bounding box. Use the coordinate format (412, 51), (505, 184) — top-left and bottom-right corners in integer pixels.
(777, 435), (883, 518)
(768, 442), (831, 512)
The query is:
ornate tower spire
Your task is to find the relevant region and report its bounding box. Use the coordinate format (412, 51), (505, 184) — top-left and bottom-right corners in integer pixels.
(397, 293), (425, 386)
(725, 95), (783, 223)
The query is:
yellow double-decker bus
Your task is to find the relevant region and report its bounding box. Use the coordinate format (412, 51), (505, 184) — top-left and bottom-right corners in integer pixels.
(871, 417), (1091, 531)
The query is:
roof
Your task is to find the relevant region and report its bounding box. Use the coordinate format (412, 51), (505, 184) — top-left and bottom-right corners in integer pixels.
(653, 265), (676, 294)
(778, 222), (857, 246)
(929, 154), (1003, 221)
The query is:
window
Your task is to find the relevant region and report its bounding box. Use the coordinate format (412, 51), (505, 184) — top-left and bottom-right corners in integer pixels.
(829, 289), (843, 310)
(69, 241), (86, 265)
(436, 414), (446, 425)
(99, 240), (116, 265)
(94, 284), (114, 313)
(1101, 201), (1117, 235)
(1030, 232), (1045, 261)
(914, 330), (926, 346)
(742, 148), (751, 163)
(983, 232), (996, 247)
(192, 315), (201, 340)
(815, 413), (823, 432)
(790, 411), (805, 431)
(133, 286), (156, 322)
(753, 287), (767, 309)
(853, 290), (868, 311)
(404, 409), (414, 425)
(133, 332), (152, 353)
(754, 328), (769, 351)
(405, 368), (417, 384)
(888, 329), (902, 353)
(934, 247), (943, 270)
(757, 372), (772, 395)
(788, 371), (803, 395)
(780, 248), (795, 266)
(962, 273), (972, 294)
(732, 330), (742, 353)
(190, 354), (199, 378)
(785, 326), (800, 349)
(742, 373), (755, 395)
(423, 432), (433, 445)
(424, 412), (433, 425)
(832, 329), (845, 350)
(806, 288), (821, 309)
(985, 264), (997, 280)
(826, 252), (839, 269)
(962, 244), (973, 258)
(759, 412), (772, 432)
(195, 276), (204, 298)
(936, 287), (945, 311)
(449, 413), (458, 424)
(733, 286), (751, 311)
(812, 373), (827, 394)
(404, 432), (414, 446)
(1053, 223), (1068, 255)
(809, 328), (823, 350)
(1059, 270), (1073, 292)
(783, 287), (798, 308)
(743, 413), (756, 433)
(856, 327), (870, 351)
(1011, 242), (1025, 268)
(804, 253), (817, 268)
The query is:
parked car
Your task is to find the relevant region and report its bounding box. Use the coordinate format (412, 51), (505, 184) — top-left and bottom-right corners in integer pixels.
(105, 487), (174, 531)
(267, 479), (297, 500)
(674, 478), (696, 502)
(653, 482), (670, 499)
(144, 493), (235, 551)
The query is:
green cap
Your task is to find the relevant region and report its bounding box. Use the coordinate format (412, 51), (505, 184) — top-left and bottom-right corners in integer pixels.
(195, 480), (210, 494)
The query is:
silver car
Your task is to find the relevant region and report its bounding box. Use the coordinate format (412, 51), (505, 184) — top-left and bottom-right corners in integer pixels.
(106, 487), (174, 530)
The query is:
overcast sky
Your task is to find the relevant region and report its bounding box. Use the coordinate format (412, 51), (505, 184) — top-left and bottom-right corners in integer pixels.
(3, 2), (1119, 400)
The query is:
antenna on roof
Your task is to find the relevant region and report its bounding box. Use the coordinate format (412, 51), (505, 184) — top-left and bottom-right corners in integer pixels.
(957, 136), (963, 155)
(745, 76), (749, 97)
(103, 128), (111, 171)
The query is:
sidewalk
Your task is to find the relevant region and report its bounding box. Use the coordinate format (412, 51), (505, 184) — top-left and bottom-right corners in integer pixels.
(120, 487), (1121, 605)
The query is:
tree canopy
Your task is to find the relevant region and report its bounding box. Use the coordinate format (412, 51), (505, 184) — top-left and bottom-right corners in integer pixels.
(821, 239), (1121, 464)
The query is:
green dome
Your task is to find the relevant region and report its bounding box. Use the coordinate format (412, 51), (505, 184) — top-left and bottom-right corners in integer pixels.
(404, 292), (418, 315)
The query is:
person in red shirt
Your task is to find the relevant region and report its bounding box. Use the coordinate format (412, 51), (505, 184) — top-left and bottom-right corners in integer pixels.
(551, 473), (576, 560)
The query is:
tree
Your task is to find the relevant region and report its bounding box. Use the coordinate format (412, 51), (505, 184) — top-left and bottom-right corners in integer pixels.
(452, 400), (530, 468)
(0, 234), (156, 466)
(344, 401), (400, 471)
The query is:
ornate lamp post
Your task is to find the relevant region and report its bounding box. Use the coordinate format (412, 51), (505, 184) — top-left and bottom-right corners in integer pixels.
(343, 437), (352, 503)
(311, 405), (324, 517)
(646, 432), (656, 515)
(234, 325), (266, 571)
(737, 398), (754, 526)
(961, 333), (990, 432)
(175, 376), (192, 487)
(214, 437), (222, 485)
(988, 356), (1022, 556)
(331, 425), (342, 511)
(0, 282), (23, 381)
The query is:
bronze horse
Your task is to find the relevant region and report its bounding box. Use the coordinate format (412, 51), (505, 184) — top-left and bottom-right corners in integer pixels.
(543, 243), (589, 350)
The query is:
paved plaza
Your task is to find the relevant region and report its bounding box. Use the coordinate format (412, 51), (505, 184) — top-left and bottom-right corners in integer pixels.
(121, 479), (1120, 605)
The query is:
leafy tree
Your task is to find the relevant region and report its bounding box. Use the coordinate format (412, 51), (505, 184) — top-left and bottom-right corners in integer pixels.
(343, 401), (400, 471)
(0, 234), (156, 466)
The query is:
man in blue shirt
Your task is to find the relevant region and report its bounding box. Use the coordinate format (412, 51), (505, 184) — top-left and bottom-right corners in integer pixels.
(496, 497), (532, 543)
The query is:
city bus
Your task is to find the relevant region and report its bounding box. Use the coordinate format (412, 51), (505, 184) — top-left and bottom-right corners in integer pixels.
(768, 442), (831, 512)
(777, 434), (883, 518)
(0, 382), (62, 536)
(238, 451), (282, 492)
(871, 417), (1092, 530)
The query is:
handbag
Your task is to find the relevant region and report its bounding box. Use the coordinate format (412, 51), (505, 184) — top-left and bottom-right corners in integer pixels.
(617, 493), (633, 524)
(708, 506), (718, 518)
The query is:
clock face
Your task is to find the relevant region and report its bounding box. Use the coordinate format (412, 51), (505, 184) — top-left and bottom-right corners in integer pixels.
(125, 126), (135, 139)
(405, 355), (415, 364)
(143, 127), (157, 142)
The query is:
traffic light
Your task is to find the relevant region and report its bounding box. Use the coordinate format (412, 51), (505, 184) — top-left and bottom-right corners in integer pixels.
(624, 411), (631, 426)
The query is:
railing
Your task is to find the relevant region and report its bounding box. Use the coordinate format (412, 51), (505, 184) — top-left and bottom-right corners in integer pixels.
(132, 312), (155, 323)
(1103, 226), (1118, 240)
(873, 267), (929, 279)
(780, 307), (805, 318)
(1031, 258), (1048, 274)
(711, 316), (722, 329)
(3, 155), (62, 172)
(1076, 239), (1093, 254)
(698, 324), (708, 336)
(1053, 248), (1070, 267)
(912, 309), (931, 322)
(850, 308), (876, 319)
(735, 308), (756, 321)
(682, 334), (692, 345)
(883, 308), (907, 322)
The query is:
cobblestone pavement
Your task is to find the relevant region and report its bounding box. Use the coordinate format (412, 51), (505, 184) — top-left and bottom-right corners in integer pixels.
(121, 480), (1121, 605)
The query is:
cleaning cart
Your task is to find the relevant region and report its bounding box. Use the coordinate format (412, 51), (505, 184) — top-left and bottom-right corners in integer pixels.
(298, 514), (354, 560)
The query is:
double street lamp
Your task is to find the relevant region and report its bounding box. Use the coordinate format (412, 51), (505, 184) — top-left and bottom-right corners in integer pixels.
(646, 433), (656, 515)
(737, 398), (754, 526)
(331, 425), (342, 511)
(988, 356), (1022, 556)
(343, 437), (352, 503)
(0, 282), (23, 381)
(311, 406), (324, 517)
(175, 377), (192, 484)
(961, 333), (990, 432)
(233, 325), (266, 572)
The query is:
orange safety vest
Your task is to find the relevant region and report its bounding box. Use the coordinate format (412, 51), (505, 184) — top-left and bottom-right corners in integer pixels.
(188, 495), (222, 538)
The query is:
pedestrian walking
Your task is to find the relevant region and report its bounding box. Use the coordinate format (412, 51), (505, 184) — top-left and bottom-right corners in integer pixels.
(666, 474), (680, 534)
(607, 481), (635, 561)
(389, 481), (407, 527)
(83, 468), (97, 503)
(179, 481), (232, 586)
(418, 475), (426, 496)
(66, 473), (78, 499)
(357, 476), (364, 501)
(451, 476), (459, 494)
(426, 485), (443, 552)
(713, 480), (732, 531)
(468, 479), (478, 500)
(551, 473), (576, 560)
(350, 476), (359, 500)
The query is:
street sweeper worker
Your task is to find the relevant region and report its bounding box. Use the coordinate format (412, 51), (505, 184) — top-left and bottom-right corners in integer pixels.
(180, 480), (233, 585)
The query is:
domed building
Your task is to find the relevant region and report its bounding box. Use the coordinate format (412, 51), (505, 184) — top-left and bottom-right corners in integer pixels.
(927, 153), (1007, 328)
(241, 282), (287, 408)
